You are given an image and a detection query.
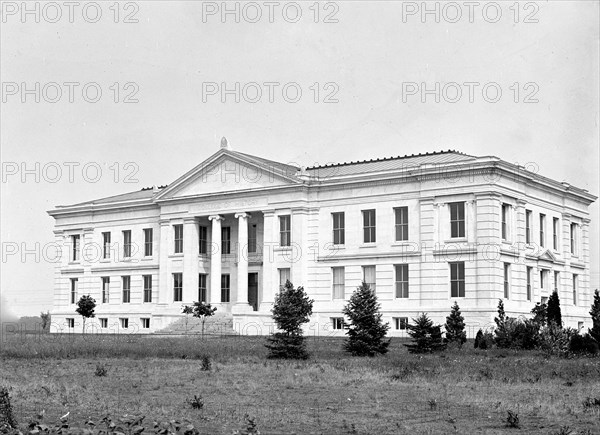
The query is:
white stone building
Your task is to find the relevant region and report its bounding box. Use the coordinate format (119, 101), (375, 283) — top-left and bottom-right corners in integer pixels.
(48, 140), (597, 336)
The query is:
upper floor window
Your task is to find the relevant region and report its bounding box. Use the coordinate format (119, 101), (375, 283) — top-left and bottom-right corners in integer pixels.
(279, 215), (291, 247)
(70, 278), (78, 304)
(394, 264), (409, 298)
(570, 223), (578, 256)
(501, 204), (510, 240)
(539, 214), (546, 247)
(572, 274), (578, 305)
(199, 225), (208, 255)
(71, 235), (80, 261)
(174, 225), (183, 254)
(552, 218), (559, 250)
(540, 269), (547, 289)
(554, 271), (560, 294)
(102, 232), (111, 259)
(143, 275), (152, 303)
(332, 212), (345, 245)
(450, 262), (465, 298)
(394, 207), (408, 241)
(102, 277), (110, 303)
(144, 228), (153, 257)
(362, 265), (376, 292)
(362, 209), (376, 243)
(122, 276), (131, 303)
(503, 263), (510, 299)
(221, 227), (231, 254)
(525, 210), (532, 244)
(123, 230), (132, 258)
(449, 202), (465, 238)
(332, 267), (345, 299)
(173, 273), (183, 302)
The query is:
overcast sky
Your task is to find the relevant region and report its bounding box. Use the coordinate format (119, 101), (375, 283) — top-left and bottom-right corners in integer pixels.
(1, 1), (598, 317)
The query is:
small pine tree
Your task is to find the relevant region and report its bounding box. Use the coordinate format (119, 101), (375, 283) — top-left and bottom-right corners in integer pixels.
(589, 289), (600, 344)
(444, 302), (466, 346)
(474, 329), (483, 348)
(531, 302), (547, 327)
(75, 295), (96, 333)
(405, 313), (445, 353)
(343, 282), (390, 356)
(265, 280), (314, 359)
(547, 291), (562, 328)
(494, 299), (511, 348)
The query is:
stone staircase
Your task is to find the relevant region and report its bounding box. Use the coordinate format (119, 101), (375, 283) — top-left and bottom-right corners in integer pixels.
(154, 312), (236, 336)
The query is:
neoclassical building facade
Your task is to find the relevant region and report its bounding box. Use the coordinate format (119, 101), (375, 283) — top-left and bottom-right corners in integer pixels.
(48, 140), (596, 335)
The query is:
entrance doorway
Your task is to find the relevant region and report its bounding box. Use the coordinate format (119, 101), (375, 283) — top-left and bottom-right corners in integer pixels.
(248, 273), (259, 311)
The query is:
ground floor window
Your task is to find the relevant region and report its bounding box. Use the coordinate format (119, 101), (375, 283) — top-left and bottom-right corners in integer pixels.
(66, 318), (74, 329)
(394, 264), (409, 298)
(199, 274), (207, 302)
(99, 318), (108, 328)
(331, 317), (345, 330)
(141, 318), (150, 329)
(363, 265), (376, 292)
(450, 262), (465, 298)
(173, 273), (183, 302)
(120, 318), (129, 329)
(221, 274), (230, 302)
(393, 317), (408, 330)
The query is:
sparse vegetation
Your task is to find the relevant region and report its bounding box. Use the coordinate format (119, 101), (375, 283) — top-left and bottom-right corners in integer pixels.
(590, 289), (600, 344)
(94, 363), (108, 377)
(405, 313), (445, 354)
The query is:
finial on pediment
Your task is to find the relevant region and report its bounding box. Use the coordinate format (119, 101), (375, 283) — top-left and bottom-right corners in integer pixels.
(220, 136), (229, 149)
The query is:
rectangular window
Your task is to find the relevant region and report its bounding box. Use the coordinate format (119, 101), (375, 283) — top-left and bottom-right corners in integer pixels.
(198, 274), (207, 302)
(122, 276), (130, 303)
(362, 209), (376, 243)
(278, 268), (291, 290)
(572, 274), (578, 305)
(526, 267), (532, 302)
(362, 265), (376, 292)
(552, 218), (559, 250)
(540, 270), (546, 289)
(279, 215), (291, 247)
(102, 277), (110, 303)
(173, 273), (182, 302)
(332, 267), (345, 299)
(395, 264), (409, 298)
(141, 318), (150, 329)
(331, 317), (344, 330)
(221, 274), (230, 302)
(501, 203), (509, 240)
(70, 278), (78, 304)
(332, 212), (345, 245)
(449, 202), (465, 238)
(120, 318), (129, 329)
(144, 228), (153, 257)
(539, 214), (546, 247)
(541, 296), (548, 305)
(221, 227), (231, 255)
(123, 230), (132, 258)
(143, 275), (152, 303)
(504, 263), (510, 299)
(99, 318), (108, 328)
(102, 232), (111, 259)
(394, 317), (409, 330)
(248, 224), (257, 253)
(198, 225), (208, 255)
(395, 206), (409, 241)
(71, 235), (80, 261)
(66, 318), (74, 329)
(554, 271), (560, 294)
(570, 223), (577, 255)
(174, 224), (183, 254)
(450, 262), (465, 298)
(525, 210), (532, 244)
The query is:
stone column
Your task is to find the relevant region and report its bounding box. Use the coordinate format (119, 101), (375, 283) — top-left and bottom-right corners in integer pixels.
(183, 217), (199, 303)
(158, 219), (171, 304)
(260, 210), (276, 311)
(233, 213), (253, 313)
(208, 215), (223, 304)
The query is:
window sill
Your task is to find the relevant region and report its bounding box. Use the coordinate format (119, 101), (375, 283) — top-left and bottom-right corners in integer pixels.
(274, 246), (292, 252)
(68, 261), (81, 266)
(99, 259), (111, 263)
(444, 237), (467, 243)
(359, 244), (377, 249)
(169, 254), (184, 259)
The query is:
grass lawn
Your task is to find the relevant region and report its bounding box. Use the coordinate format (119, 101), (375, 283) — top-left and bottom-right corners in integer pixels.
(1, 333), (599, 434)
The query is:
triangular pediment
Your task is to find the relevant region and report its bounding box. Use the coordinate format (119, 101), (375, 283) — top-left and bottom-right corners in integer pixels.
(156, 149), (300, 200)
(538, 249), (558, 262)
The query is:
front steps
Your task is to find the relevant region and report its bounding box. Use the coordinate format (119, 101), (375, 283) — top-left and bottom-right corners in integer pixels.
(154, 312), (236, 336)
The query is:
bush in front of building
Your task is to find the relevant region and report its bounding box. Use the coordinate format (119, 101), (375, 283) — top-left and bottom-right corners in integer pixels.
(444, 302), (466, 346)
(474, 329), (494, 349)
(75, 295), (96, 334)
(405, 313), (445, 354)
(342, 282), (390, 356)
(539, 323), (578, 356)
(547, 290), (562, 328)
(589, 289), (600, 345)
(265, 280), (314, 360)
(569, 332), (599, 355)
